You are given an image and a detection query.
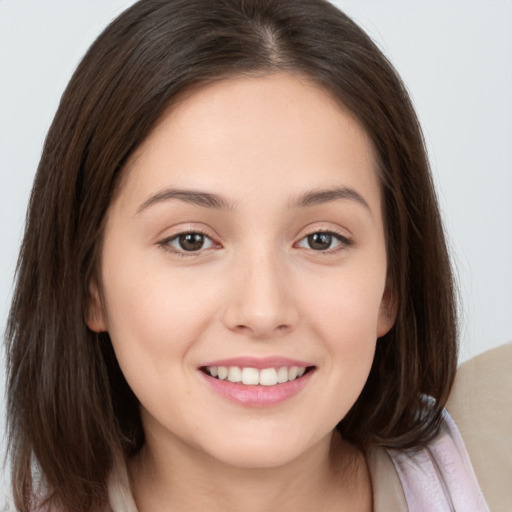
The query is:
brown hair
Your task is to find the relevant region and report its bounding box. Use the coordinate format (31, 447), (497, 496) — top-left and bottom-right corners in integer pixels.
(5, 0), (457, 510)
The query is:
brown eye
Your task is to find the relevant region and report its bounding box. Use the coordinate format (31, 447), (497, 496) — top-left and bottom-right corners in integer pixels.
(307, 233), (333, 251)
(163, 232), (215, 253)
(296, 231), (351, 252)
(178, 233), (205, 251)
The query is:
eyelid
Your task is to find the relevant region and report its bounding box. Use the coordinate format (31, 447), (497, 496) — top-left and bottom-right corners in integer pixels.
(157, 226), (222, 256)
(294, 227), (353, 253)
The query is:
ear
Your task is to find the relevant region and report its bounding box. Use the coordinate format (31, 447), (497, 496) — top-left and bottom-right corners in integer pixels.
(85, 279), (107, 333)
(377, 279), (397, 338)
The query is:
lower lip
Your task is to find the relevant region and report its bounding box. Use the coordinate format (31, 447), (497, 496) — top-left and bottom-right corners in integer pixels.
(200, 370), (314, 407)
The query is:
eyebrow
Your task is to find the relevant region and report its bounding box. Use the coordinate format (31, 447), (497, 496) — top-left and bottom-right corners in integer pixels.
(136, 185), (371, 215)
(136, 188), (234, 214)
(289, 187), (372, 213)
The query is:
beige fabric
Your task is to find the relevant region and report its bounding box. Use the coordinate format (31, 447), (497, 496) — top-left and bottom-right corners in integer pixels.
(366, 445), (408, 511)
(446, 342), (512, 512)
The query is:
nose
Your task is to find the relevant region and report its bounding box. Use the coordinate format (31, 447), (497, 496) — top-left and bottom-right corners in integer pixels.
(222, 250), (299, 340)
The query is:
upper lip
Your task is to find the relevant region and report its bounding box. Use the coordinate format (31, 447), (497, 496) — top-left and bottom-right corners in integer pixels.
(200, 356), (315, 370)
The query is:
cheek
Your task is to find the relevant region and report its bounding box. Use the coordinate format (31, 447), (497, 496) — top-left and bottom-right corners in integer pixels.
(99, 261), (220, 422)
(100, 253), (218, 377)
(304, 263), (387, 341)
(300, 261), (386, 389)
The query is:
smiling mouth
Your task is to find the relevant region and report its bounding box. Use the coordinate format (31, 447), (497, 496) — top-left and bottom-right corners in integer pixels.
(201, 365), (315, 386)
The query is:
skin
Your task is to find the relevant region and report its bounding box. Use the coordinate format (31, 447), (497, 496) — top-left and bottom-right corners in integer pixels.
(88, 73), (396, 512)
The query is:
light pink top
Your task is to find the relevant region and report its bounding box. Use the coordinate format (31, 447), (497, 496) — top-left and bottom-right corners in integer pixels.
(386, 410), (490, 511)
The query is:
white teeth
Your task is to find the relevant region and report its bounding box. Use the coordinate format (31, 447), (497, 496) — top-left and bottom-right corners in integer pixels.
(277, 366), (289, 383)
(228, 366), (242, 383)
(241, 367), (259, 385)
(259, 368), (278, 386)
(206, 365), (309, 385)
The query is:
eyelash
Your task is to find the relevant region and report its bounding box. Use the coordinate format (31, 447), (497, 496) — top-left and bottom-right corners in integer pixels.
(295, 229), (353, 253)
(158, 229), (353, 257)
(158, 230), (217, 257)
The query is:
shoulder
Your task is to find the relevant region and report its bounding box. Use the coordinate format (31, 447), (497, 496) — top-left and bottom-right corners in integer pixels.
(446, 342), (512, 512)
(367, 409), (487, 512)
(367, 343), (512, 512)
(385, 409), (489, 511)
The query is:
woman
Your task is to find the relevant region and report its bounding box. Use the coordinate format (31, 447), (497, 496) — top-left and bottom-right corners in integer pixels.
(5, 1), (510, 510)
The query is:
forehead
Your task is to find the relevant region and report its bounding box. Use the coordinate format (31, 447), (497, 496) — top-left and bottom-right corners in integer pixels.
(117, 72), (381, 214)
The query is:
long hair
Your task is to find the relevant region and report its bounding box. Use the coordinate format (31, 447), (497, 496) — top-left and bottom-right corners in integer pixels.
(5, 1), (457, 510)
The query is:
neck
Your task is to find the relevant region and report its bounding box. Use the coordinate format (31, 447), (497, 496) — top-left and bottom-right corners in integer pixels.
(128, 430), (372, 512)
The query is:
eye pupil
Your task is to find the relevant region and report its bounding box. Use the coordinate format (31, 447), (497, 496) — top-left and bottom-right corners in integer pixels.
(308, 233), (332, 250)
(179, 233), (204, 251)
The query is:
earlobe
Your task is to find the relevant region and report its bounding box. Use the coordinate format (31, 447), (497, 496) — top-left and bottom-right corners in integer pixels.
(86, 280), (107, 333)
(377, 283), (397, 338)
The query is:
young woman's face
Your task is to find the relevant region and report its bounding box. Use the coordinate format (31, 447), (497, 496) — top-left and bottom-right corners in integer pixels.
(89, 73), (395, 469)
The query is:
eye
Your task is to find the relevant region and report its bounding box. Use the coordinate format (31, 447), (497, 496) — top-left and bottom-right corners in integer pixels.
(296, 231), (351, 251)
(161, 232), (215, 253)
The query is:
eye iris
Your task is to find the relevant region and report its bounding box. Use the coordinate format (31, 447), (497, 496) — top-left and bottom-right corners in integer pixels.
(308, 233), (332, 250)
(179, 233), (204, 251)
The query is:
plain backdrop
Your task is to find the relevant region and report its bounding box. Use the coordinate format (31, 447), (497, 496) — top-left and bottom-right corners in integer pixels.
(1, 0), (511, 497)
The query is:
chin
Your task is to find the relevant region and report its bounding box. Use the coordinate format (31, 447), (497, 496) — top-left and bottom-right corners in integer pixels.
(201, 431), (324, 470)
(213, 449), (302, 470)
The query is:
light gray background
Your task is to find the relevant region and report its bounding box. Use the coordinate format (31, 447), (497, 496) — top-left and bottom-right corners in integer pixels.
(1, 0), (511, 498)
